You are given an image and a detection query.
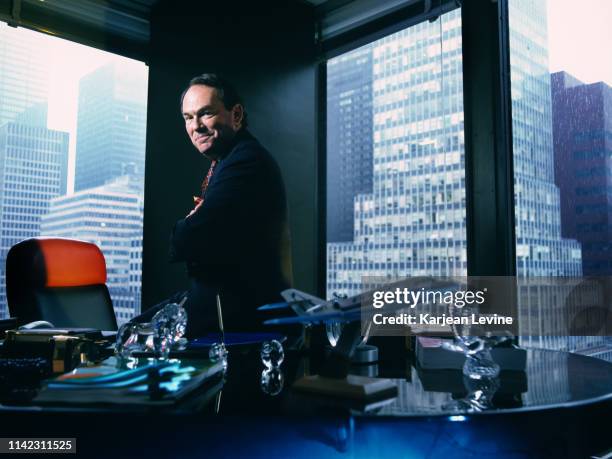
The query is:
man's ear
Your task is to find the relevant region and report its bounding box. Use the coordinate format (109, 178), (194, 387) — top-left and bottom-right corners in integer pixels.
(231, 104), (244, 130)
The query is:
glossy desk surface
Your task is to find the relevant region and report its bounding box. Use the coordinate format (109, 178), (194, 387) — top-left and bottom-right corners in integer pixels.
(214, 347), (612, 417)
(0, 344), (611, 458)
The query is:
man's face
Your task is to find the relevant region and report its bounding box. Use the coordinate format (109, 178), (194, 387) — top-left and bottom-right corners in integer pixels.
(181, 85), (242, 159)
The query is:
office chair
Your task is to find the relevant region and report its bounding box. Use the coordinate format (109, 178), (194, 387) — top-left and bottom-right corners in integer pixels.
(6, 238), (118, 330)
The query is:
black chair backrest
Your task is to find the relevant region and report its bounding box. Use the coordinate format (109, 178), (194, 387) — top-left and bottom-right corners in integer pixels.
(6, 238), (117, 330)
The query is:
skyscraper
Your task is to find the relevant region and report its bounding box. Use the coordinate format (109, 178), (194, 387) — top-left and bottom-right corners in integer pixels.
(0, 121), (69, 318)
(549, 71), (612, 362)
(74, 62), (148, 191)
(327, 10), (469, 297)
(327, 6), (585, 286)
(508, 0), (582, 281)
(327, 46), (374, 243)
(0, 24), (49, 128)
(40, 174), (144, 325)
(551, 71), (612, 276)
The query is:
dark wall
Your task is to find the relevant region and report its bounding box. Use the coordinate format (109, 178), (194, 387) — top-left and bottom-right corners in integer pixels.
(142, 0), (318, 309)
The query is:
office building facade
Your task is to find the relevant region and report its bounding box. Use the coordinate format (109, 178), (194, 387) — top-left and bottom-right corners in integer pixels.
(74, 62), (147, 191)
(327, 9), (471, 296)
(551, 71), (612, 276)
(550, 71), (612, 361)
(0, 24), (49, 128)
(508, 0), (582, 280)
(327, 46), (374, 243)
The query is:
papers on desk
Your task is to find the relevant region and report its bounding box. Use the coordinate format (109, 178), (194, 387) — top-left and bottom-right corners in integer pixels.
(33, 357), (224, 407)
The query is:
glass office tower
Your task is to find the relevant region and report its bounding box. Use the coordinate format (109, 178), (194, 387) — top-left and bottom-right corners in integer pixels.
(327, 46), (374, 243)
(327, 10), (469, 297)
(0, 25), (49, 127)
(551, 71), (612, 277)
(509, 0), (582, 279)
(74, 62), (147, 191)
(549, 72), (612, 361)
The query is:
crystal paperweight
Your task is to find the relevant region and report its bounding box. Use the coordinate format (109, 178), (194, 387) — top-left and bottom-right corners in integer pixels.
(115, 300), (188, 360)
(115, 322), (155, 360)
(209, 342), (228, 370)
(260, 340), (284, 369)
(260, 368), (284, 396)
(151, 301), (188, 359)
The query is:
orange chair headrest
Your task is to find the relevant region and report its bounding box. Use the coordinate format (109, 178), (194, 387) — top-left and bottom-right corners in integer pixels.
(7, 238), (107, 288)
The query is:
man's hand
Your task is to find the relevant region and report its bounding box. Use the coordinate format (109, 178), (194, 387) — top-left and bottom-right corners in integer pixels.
(187, 196), (203, 218)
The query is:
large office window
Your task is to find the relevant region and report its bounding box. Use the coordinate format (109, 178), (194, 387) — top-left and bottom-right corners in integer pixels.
(509, 0), (612, 360)
(326, 8), (466, 299)
(0, 23), (148, 326)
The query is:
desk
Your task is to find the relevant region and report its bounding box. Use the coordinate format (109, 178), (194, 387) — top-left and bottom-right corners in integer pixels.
(0, 346), (610, 458)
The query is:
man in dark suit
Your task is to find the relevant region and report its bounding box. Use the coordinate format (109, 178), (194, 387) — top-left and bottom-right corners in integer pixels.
(142, 74), (292, 338)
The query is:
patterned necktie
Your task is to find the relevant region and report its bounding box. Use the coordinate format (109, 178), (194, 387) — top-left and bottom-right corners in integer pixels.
(200, 160), (218, 197)
(192, 160), (217, 210)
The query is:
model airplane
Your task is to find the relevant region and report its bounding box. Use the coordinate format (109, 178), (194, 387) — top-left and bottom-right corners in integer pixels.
(258, 289), (361, 325)
(259, 277), (461, 326)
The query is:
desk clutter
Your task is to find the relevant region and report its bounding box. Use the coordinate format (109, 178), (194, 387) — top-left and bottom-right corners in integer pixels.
(0, 290), (595, 418)
(0, 281), (529, 414)
(3, 328), (109, 374)
(0, 297), (289, 409)
(0, 299), (228, 408)
(0, 319), (610, 418)
(0, 314), (525, 413)
(0, 326), (111, 403)
(0, 319), (609, 459)
(33, 357), (225, 407)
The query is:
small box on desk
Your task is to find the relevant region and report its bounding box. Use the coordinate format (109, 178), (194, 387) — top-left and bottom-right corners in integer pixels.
(415, 336), (527, 371)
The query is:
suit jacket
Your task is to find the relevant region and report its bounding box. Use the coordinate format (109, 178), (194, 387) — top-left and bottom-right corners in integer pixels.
(169, 129), (292, 337)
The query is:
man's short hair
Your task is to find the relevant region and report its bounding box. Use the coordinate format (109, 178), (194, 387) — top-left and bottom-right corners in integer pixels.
(180, 73), (248, 129)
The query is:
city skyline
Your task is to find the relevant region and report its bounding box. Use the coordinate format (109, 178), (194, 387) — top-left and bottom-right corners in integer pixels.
(0, 4), (609, 357)
(0, 22), (147, 195)
(74, 62), (147, 191)
(326, 1), (610, 360)
(0, 23), (147, 323)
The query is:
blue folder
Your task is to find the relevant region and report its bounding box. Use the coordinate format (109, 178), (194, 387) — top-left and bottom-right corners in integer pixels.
(188, 332), (286, 349)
